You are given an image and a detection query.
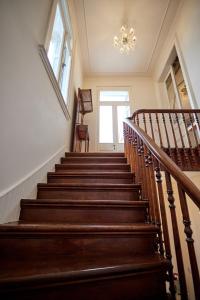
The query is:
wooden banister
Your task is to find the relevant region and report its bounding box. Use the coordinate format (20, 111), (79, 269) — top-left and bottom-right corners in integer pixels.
(125, 119), (200, 207)
(124, 116), (200, 300)
(128, 109), (200, 171)
(131, 108), (200, 118)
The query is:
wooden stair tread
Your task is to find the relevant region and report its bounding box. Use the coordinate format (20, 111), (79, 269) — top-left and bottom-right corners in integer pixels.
(37, 183), (140, 189)
(61, 158), (127, 164)
(65, 152), (125, 157)
(55, 163), (130, 167)
(21, 199), (148, 207)
(0, 255), (168, 284)
(0, 222), (159, 234)
(48, 172), (133, 177)
(0, 150), (170, 299)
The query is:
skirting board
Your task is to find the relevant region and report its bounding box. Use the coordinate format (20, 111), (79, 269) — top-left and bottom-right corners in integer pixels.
(0, 146), (66, 224)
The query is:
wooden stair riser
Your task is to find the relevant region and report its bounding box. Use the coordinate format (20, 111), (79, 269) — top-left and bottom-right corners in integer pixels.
(65, 152), (125, 157)
(61, 157), (127, 164)
(37, 187), (140, 201)
(47, 173), (134, 184)
(0, 150), (169, 299)
(0, 267), (167, 300)
(20, 203), (148, 224)
(0, 233), (158, 258)
(55, 164), (130, 172)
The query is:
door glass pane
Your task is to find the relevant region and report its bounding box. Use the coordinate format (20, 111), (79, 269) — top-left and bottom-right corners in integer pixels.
(117, 106), (130, 143)
(47, 4), (64, 78)
(99, 106), (113, 143)
(100, 91), (129, 102)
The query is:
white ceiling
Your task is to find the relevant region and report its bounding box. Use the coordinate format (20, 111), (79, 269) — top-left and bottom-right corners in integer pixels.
(74, 0), (181, 76)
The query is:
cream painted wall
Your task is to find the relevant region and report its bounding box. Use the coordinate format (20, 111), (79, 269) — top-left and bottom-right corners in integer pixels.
(153, 0), (200, 109)
(0, 0), (83, 223)
(83, 76), (158, 151)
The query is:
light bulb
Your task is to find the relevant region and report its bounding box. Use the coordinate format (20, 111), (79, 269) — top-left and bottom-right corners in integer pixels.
(120, 25), (126, 33)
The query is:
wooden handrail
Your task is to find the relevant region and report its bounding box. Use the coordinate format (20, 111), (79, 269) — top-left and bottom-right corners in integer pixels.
(130, 108), (200, 119)
(124, 119), (200, 208)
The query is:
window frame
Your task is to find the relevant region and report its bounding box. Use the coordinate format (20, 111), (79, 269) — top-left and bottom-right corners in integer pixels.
(39, 0), (73, 119)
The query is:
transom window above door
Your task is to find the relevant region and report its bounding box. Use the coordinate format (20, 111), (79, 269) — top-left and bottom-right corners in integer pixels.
(99, 90), (129, 102)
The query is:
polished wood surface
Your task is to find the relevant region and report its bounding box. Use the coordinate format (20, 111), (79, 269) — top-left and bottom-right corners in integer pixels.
(0, 152), (169, 299)
(124, 111), (200, 300)
(130, 109), (200, 171)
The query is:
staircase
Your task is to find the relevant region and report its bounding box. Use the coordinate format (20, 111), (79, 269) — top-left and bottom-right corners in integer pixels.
(0, 152), (169, 300)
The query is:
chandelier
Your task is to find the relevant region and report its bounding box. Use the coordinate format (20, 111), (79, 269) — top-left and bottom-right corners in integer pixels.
(113, 25), (136, 54)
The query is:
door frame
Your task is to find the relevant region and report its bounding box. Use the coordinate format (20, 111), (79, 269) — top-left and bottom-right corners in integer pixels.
(96, 86), (132, 152)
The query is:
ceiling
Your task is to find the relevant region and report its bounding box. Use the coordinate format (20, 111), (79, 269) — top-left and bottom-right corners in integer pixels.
(74, 0), (181, 76)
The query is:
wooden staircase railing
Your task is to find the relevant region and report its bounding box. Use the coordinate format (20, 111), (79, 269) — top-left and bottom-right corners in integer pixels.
(123, 116), (200, 300)
(130, 109), (200, 170)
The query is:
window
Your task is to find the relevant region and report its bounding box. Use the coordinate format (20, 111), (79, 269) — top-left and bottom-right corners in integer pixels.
(165, 56), (192, 110)
(99, 90), (129, 102)
(46, 0), (72, 104)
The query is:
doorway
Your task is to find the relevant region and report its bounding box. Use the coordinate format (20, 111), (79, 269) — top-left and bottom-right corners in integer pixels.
(98, 89), (131, 152)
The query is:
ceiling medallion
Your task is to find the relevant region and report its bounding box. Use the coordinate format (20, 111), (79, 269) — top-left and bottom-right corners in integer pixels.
(113, 25), (136, 54)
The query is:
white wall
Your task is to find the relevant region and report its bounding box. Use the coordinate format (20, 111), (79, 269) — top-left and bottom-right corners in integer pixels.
(0, 0), (83, 223)
(154, 0), (200, 109)
(83, 76), (158, 151)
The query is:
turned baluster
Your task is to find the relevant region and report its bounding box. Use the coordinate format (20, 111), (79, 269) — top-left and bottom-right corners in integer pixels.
(143, 112), (147, 134)
(137, 136), (143, 185)
(177, 185), (200, 300)
(161, 113), (170, 147)
(131, 131), (137, 175)
(169, 113), (182, 167)
(149, 113), (155, 142)
(136, 113), (139, 126)
(182, 112), (196, 166)
(147, 152), (160, 225)
(154, 161), (176, 299)
(123, 124), (129, 162)
(133, 135), (139, 184)
(143, 145), (152, 222)
(123, 123), (127, 156)
(194, 112), (200, 132)
(165, 171), (188, 300)
(175, 112), (190, 168)
(189, 112), (200, 158)
(162, 113), (174, 160)
(139, 140), (147, 199)
(156, 113), (163, 148)
(129, 128), (135, 173)
(126, 126), (131, 164)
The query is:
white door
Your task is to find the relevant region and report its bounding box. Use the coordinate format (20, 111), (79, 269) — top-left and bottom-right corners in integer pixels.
(98, 90), (131, 152)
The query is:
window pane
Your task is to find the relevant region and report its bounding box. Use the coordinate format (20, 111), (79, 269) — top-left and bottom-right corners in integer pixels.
(117, 106), (130, 143)
(59, 42), (71, 102)
(48, 4), (64, 78)
(99, 106), (113, 143)
(100, 91), (129, 102)
(165, 74), (179, 109)
(173, 57), (191, 109)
